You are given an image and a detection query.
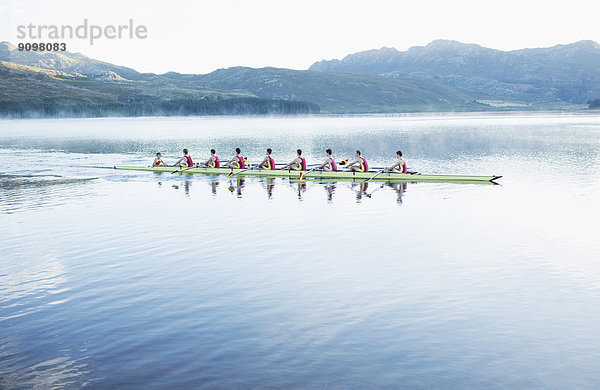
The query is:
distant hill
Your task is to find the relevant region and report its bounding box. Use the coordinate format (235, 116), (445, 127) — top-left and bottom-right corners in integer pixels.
(2, 39), (596, 118)
(310, 39), (600, 105)
(0, 41), (486, 117)
(159, 67), (482, 113)
(0, 42), (321, 117)
(0, 41), (143, 80)
(0, 60), (319, 117)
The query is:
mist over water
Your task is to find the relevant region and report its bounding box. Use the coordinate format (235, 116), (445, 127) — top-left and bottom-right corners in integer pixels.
(1, 114), (599, 389)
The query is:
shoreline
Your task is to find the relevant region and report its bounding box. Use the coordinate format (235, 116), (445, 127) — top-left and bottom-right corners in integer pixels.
(2, 108), (600, 121)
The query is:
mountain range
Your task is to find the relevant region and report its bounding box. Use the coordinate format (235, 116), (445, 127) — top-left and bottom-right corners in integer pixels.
(310, 39), (600, 106)
(1, 39), (599, 117)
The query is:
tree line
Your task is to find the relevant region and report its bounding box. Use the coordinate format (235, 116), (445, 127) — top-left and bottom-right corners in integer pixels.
(0, 96), (320, 118)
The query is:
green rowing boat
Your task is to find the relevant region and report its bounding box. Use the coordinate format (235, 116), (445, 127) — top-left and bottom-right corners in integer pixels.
(114, 166), (501, 184)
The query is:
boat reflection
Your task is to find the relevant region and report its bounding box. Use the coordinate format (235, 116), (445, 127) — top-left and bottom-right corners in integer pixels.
(163, 175), (408, 204)
(324, 183), (336, 203)
(227, 177), (245, 198)
(211, 181), (219, 195)
(365, 182), (407, 204)
(159, 179), (192, 197)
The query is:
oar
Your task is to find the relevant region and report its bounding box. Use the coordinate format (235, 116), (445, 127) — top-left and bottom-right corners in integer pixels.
(171, 164), (198, 174)
(368, 166), (415, 171)
(364, 169), (387, 183)
(299, 167), (321, 180)
(368, 166), (418, 175)
(385, 169), (419, 175)
(275, 163), (320, 168)
(227, 165), (255, 178)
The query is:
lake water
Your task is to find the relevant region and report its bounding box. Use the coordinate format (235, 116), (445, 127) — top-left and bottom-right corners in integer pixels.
(1, 114), (599, 389)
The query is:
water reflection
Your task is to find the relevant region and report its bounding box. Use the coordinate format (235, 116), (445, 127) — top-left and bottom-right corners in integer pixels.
(227, 178), (245, 198)
(323, 183), (336, 203)
(289, 181), (307, 201)
(348, 181), (370, 202)
(158, 175), (410, 204)
(211, 181), (220, 196)
(378, 182), (407, 204)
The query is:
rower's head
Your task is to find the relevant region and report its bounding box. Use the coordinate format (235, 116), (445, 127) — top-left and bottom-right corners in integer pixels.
(156, 152), (161, 157)
(183, 149), (189, 155)
(211, 149), (216, 155)
(355, 150), (361, 157)
(236, 147), (241, 154)
(297, 149), (302, 156)
(396, 150), (403, 157)
(326, 149), (332, 156)
(267, 148), (272, 154)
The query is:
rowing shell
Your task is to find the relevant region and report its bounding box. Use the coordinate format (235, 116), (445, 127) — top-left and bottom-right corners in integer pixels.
(114, 166), (501, 184)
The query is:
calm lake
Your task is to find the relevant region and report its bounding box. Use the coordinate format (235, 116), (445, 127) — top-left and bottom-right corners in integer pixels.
(1, 114), (599, 389)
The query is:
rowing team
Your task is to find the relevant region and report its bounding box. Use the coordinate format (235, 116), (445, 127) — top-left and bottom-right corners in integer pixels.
(153, 148), (408, 173)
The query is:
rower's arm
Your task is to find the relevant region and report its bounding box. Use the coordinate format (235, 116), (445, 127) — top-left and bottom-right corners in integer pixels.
(173, 157), (184, 166)
(317, 158), (329, 169)
(387, 159), (403, 171)
(284, 157), (299, 168)
(345, 158), (360, 168)
(387, 162), (399, 171)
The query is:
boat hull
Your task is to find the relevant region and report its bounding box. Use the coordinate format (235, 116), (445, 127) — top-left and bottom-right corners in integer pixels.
(114, 166), (501, 184)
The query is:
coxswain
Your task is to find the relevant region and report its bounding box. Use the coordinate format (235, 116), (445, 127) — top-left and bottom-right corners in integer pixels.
(258, 148), (276, 169)
(227, 148), (246, 169)
(152, 152), (167, 167)
(284, 149), (307, 170)
(205, 149), (220, 168)
(345, 150), (369, 172)
(386, 150), (407, 173)
(173, 149), (194, 167)
(317, 149), (337, 171)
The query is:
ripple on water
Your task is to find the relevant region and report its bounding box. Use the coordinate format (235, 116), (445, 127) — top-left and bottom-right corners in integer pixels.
(0, 174), (97, 214)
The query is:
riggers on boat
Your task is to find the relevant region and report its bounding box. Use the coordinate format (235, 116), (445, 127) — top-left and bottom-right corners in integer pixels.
(114, 165), (502, 184)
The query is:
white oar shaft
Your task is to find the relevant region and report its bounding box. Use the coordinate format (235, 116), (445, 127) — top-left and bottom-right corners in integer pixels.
(364, 170), (386, 183)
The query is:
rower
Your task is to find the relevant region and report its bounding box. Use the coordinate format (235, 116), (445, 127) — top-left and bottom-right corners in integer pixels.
(152, 152), (167, 167)
(345, 150), (369, 172)
(317, 149), (337, 171)
(284, 149), (307, 171)
(173, 149), (194, 167)
(386, 150), (407, 173)
(227, 148), (246, 169)
(205, 149), (221, 168)
(258, 148), (276, 169)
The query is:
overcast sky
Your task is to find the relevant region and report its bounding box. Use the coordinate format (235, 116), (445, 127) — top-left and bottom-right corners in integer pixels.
(1, 0), (598, 74)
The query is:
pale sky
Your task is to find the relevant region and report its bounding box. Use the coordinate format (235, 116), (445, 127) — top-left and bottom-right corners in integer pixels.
(1, 0), (598, 74)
